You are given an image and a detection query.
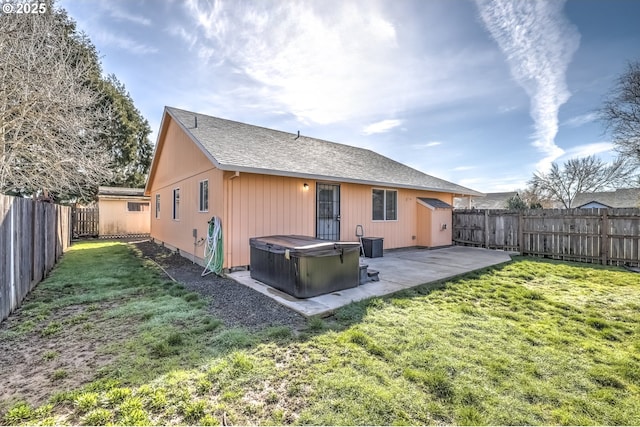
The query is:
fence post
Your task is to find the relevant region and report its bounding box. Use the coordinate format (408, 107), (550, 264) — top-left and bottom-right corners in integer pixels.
(484, 210), (489, 249)
(600, 209), (609, 265)
(518, 211), (524, 255)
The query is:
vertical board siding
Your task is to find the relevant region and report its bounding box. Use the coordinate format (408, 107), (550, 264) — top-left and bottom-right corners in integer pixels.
(453, 208), (640, 267)
(0, 194), (71, 323)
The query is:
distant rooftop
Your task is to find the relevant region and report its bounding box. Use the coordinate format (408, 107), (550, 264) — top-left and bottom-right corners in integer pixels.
(573, 188), (640, 208)
(98, 186), (146, 197)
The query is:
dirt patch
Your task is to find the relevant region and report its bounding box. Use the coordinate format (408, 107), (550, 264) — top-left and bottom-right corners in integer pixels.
(0, 302), (127, 411)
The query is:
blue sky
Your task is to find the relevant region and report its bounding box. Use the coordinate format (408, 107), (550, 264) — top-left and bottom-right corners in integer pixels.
(59, 0), (640, 193)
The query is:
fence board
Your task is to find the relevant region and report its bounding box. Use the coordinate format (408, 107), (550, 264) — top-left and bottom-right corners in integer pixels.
(453, 208), (640, 267)
(0, 194), (71, 323)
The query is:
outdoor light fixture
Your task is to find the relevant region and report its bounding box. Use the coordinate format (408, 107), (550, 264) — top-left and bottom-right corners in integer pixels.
(303, 183), (309, 190)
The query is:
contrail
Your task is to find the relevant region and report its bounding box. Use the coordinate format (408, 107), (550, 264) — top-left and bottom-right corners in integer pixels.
(475, 0), (580, 170)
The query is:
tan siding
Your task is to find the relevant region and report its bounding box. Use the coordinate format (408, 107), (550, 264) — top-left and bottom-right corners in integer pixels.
(225, 174), (315, 267)
(148, 115), (224, 264)
(340, 185), (452, 249)
(416, 203), (432, 247)
(98, 198), (150, 236)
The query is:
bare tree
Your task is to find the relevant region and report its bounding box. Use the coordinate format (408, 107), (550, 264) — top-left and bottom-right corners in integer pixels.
(601, 61), (640, 166)
(529, 155), (637, 208)
(0, 5), (112, 200)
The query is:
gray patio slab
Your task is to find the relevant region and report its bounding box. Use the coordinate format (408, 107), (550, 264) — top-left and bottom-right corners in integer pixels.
(227, 246), (513, 317)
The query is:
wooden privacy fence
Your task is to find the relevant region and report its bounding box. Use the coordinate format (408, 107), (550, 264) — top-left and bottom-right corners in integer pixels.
(453, 208), (640, 267)
(71, 207), (99, 238)
(0, 194), (71, 322)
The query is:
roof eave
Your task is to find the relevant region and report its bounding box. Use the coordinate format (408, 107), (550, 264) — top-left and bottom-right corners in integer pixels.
(216, 164), (483, 196)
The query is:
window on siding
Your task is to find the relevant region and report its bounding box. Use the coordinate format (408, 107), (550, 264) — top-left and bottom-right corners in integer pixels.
(372, 189), (397, 221)
(155, 194), (160, 219)
(199, 180), (209, 212)
(173, 188), (180, 220)
(127, 202), (149, 212)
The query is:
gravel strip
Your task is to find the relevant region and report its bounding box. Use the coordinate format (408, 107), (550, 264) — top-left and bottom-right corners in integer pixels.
(132, 240), (307, 331)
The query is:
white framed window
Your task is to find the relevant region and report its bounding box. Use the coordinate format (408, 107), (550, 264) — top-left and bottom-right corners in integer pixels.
(372, 189), (397, 221)
(173, 188), (180, 220)
(155, 194), (160, 219)
(127, 202), (149, 212)
(199, 180), (209, 212)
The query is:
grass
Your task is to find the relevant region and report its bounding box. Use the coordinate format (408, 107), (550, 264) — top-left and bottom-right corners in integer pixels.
(2, 242), (640, 425)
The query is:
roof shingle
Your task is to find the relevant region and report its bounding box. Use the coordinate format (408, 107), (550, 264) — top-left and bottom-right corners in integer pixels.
(166, 107), (482, 196)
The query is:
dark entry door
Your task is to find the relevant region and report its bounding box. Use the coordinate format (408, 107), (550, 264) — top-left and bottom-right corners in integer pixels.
(316, 183), (340, 240)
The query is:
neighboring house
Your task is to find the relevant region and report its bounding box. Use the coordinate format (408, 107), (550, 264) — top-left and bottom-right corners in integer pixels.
(97, 186), (150, 236)
(454, 192), (518, 209)
(573, 188), (640, 209)
(144, 107), (482, 269)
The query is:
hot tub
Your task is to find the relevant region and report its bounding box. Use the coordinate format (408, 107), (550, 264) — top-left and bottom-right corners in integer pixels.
(249, 235), (360, 298)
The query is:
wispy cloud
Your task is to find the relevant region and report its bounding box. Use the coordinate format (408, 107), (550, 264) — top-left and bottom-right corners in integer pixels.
(412, 141), (442, 149)
(96, 31), (158, 54)
(453, 166), (475, 171)
(563, 112), (599, 128)
(559, 142), (614, 160)
(475, 0), (580, 171)
(101, 2), (151, 26)
(362, 119), (403, 135)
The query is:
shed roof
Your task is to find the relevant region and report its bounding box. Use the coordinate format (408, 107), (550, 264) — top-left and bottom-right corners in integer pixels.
(417, 198), (453, 209)
(98, 186), (146, 197)
(573, 188), (640, 208)
(156, 107), (482, 196)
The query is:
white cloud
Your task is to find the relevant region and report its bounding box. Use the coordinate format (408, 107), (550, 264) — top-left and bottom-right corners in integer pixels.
(97, 31), (158, 54)
(411, 141), (442, 149)
(453, 166), (475, 171)
(475, 0), (580, 171)
(559, 142), (614, 160)
(362, 119), (403, 135)
(563, 112), (599, 128)
(175, 0), (499, 125)
(101, 2), (151, 26)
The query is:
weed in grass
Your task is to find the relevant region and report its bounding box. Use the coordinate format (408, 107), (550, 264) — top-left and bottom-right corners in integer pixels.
(183, 292), (200, 302)
(4, 402), (34, 425)
(403, 368), (454, 402)
(166, 331), (184, 346)
(51, 369), (67, 381)
(74, 392), (99, 413)
(306, 316), (325, 331)
(197, 378), (214, 395)
(83, 408), (113, 425)
(230, 351), (255, 373)
(265, 391), (279, 404)
(456, 406), (485, 425)
(198, 316), (222, 332)
(221, 389), (243, 402)
(181, 399), (207, 423)
(212, 328), (255, 350)
(106, 387), (132, 405)
(41, 321), (62, 337)
(42, 350), (59, 361)
(199, 414), (219, 426)
(287, 382), (302, 397)
(264, 325), (292, 340)
(270, 408), (286, 424)
(148, 388), (168, 411)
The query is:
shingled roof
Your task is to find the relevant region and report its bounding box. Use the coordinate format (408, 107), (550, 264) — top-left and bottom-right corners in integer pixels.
(573, 188), (640, 208)
(162, 107), (482, 196)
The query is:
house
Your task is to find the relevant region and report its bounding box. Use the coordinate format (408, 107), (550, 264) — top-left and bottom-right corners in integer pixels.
(97, 186), (150, 237)
(454, 192), (518, 209)
(144, 107), (483, 269)
(573, 188), (640, 209)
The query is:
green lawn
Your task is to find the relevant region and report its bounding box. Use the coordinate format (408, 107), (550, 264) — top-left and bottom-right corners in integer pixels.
(2, 241), (639, 425)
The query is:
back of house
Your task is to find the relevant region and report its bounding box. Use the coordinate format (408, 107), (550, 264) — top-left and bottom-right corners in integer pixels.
(144, 107), (482, 269)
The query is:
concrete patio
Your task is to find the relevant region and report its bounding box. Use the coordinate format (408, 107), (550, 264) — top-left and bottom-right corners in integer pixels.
(227, 246), (513, 317)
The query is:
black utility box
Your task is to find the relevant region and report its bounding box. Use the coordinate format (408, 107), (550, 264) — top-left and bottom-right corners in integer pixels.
(362, 237), (384, 258)
(249, 235), (360, 298)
